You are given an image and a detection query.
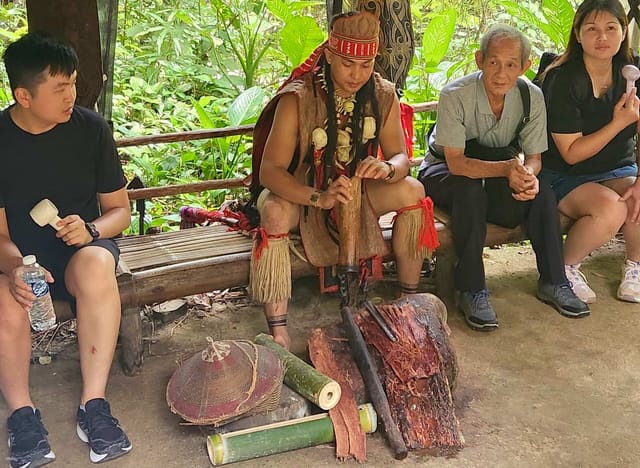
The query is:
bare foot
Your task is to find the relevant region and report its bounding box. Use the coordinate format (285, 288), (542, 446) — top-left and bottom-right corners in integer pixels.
(270, 327), (291, 351)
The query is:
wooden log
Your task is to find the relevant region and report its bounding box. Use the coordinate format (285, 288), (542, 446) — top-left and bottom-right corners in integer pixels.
(356, 298), (464, 454)
(116, 125), (253, 148)
(338, 176), (361, 271)
(340, 306), (408, 460)
(206, 403), (377, 466)
(254, 334), (341, 411)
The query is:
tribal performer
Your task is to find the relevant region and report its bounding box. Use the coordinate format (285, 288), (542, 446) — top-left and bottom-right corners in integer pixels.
(249, 11), (439, 350)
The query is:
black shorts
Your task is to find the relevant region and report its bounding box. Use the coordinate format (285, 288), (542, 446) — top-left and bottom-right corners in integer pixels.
(38, 239), (120, 311)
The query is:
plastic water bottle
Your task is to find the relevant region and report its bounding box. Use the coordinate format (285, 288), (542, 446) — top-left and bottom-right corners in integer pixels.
(21, 255), (56, 332)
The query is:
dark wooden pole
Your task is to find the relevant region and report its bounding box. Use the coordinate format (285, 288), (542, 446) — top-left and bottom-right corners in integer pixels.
(96, 0), (118, 122)
(26, 0), (103, 109)
(356, 0), (414, 90)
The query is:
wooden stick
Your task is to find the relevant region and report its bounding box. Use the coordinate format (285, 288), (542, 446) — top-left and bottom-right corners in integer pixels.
(254, 333), (341, 411)
(206, 404), (377, 466)
(338, 176), (361, 271)
(340, 305), (408, 460)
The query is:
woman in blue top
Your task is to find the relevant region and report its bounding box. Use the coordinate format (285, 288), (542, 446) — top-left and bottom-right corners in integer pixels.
(539, 0), (640, 304)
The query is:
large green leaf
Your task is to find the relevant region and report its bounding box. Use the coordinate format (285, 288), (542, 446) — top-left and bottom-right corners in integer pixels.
(191, 98), (216, 129)
(227, 86), (267, 126)
(279, 16), (325, 67)
(542, 0), (575, 47)
(421, 8), (457, 68)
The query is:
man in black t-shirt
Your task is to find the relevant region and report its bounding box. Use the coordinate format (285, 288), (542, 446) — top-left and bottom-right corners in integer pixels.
(0, 33), (132, 467)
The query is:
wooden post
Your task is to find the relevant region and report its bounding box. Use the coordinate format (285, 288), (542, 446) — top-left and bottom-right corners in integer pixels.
(338, 176), (361, 271)
(355, 0), (414, 90)
(26, 0), (103, 109)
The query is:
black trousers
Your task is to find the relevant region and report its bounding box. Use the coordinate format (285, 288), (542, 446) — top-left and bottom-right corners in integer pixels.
(419, 165), (566, 292)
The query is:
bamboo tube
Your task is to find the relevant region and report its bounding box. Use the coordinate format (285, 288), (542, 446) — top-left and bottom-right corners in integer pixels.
(207, 403), (377, 466)
(254, 333), (341, 410)
(338, 176), (362, 270)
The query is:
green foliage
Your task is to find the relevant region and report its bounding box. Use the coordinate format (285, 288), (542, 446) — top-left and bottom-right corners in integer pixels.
(0, 0), (585, 232)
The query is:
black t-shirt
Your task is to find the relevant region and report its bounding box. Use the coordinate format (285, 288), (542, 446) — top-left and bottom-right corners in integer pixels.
(542, 56), (638, 174)
(0, 105), (126, 261)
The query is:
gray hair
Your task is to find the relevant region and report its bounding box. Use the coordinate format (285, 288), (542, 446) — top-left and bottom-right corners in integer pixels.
(479, 24), (531, 67)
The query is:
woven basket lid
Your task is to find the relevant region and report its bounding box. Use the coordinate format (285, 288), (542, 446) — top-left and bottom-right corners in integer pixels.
(166, 338), (284, 425)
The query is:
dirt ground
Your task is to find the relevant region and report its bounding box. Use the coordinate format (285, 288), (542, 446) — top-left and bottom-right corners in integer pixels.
(1, 238), (639, 468)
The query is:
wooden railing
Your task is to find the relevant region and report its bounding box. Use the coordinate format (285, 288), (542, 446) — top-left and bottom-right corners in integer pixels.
(118, 101), (438, 201)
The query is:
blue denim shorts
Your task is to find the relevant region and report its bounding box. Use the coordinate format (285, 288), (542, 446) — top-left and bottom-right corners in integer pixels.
(539, 164), (638, 201)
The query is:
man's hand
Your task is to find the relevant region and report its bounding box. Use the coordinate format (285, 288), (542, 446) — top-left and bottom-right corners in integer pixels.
(620, 180), (640, 224)
(507, 158), (536, 192)
(355, 156), (391, 180)
(315, 175), (353, 210)
(512, 177), (539, 201)
(9, 264), (54, 311)
(55, 214), (93, 246)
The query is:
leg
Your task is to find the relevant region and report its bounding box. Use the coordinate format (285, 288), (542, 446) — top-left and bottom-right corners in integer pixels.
(0, 275), (56, 467)
(601, 177), (640, 302)
(422, 172), (488, 292)
(65, 246), (120, 404)
(602, 177), (640, 260)
(0, 275), (33, 412)
(523, 181), (566, 285)
(365, 177), (427, 293)
(559, 182), (626, 264)
(66, 247), (132, 463)
(251, 191), (300, 350)
(421, 170), (497, 330)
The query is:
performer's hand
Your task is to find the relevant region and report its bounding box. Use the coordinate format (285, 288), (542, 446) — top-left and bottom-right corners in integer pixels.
(9, 265), (54, 311)
(56, 214), (93, 246)
(355, 156), (390, 180)
(317, 175), (353, 209)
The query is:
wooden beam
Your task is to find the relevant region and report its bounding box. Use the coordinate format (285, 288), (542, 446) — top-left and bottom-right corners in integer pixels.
(26, 0), (103, 109)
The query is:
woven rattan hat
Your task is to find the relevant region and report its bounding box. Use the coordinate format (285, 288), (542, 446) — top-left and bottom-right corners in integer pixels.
(166, 338), (285, 426)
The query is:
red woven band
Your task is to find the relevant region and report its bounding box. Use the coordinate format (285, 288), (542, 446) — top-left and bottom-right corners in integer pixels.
(328, 32), (378, 59)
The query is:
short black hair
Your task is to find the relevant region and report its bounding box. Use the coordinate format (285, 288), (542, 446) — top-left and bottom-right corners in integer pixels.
(3, 31), (78, 96)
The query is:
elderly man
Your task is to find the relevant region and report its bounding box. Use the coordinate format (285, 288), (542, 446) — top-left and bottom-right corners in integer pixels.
(418, 24), (589, 331)
(249, 11), (438, 349)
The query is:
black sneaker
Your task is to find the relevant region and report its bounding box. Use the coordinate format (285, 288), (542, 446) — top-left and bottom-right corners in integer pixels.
(76, 398), (132, 463)
(457, 289), (499, 331)
(7, 406), (55, 468)
(537, 280), (590, 318)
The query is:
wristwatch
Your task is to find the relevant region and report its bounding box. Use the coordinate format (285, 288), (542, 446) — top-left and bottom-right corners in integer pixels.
(84, 222), (100, 241)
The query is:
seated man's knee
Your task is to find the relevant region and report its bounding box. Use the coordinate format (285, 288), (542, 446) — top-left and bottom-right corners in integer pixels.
(65, 247), (117, 296)
(397, 177), (426, 205)
(260, 196), (296, 232)
(452, 177), (486, 208)
(0, 275), (28, 330)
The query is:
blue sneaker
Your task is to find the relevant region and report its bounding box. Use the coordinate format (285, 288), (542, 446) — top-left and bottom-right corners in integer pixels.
(7, 406), (55, 468)
(76, 398), (132, 463)
(457, 289), (498, 331)
(537, 280), (590, 318)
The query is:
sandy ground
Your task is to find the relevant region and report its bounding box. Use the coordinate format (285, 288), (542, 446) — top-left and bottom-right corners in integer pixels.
(1, 238), (639, 468)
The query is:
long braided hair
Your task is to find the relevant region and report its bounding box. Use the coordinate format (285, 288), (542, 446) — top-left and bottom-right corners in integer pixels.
(308, 58), (381, 189)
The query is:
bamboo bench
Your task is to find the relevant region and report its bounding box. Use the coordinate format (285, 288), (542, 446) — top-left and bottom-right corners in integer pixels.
(49, 205), (552, 376)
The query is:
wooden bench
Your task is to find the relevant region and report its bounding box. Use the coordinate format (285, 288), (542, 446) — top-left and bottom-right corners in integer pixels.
(48, 205), (556, 376)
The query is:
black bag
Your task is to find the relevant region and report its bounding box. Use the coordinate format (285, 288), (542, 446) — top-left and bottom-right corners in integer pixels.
(428, 78), (530, 162)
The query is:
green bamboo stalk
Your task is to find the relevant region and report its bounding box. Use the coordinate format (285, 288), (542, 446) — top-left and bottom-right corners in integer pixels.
(254, 333), (341, 410)
(207, 403), (377, 466)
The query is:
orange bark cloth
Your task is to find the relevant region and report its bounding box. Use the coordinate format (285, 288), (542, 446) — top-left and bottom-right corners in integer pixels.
(308, 329), (367, 462)
(355, 301), (464, 455)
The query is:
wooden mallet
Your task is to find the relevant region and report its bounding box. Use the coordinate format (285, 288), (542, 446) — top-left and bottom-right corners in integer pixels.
(30, 199), (62, 231)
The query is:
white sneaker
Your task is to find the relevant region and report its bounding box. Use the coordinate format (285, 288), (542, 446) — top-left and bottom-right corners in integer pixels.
(564, 264), (596, 304)
(617, 259), (640, 303)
